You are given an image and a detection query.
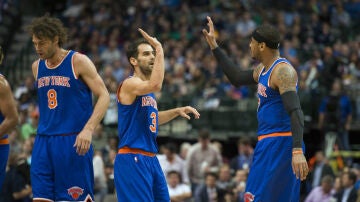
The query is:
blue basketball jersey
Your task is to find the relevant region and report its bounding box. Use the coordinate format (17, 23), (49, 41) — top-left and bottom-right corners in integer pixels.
(257, 58), (296, 135)
(117, 83), (159, 153)
(36, 50), (93, 135)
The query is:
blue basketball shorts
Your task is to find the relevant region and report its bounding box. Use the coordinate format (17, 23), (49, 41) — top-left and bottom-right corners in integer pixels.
(114, 151), (170, 202)
(0, 138), (9, 191)
(245, 134), (304, 202)
(31, 134), (94, 201)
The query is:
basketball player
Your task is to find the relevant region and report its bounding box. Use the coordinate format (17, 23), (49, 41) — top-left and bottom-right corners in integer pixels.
(202, 16), (308, 201)
(0, 45), (19, 190)
(114, 29), (200, 201)
(27, 16), (110, 201)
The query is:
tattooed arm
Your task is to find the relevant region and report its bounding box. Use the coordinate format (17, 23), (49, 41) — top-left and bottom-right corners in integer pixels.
(272, 64), (308, 181)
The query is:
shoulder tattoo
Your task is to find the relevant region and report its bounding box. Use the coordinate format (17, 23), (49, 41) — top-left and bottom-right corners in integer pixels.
(275, 65), (297, 92)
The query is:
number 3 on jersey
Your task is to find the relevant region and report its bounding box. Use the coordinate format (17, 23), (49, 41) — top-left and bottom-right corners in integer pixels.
(47, 89), (58, 109)
(149, 112), (157, 133)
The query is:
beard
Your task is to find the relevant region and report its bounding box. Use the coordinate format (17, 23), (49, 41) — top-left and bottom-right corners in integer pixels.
(139, 64), (153, 77)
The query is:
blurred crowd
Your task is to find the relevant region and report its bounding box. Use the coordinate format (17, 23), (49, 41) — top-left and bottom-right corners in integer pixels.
(1, 0), (360, 201)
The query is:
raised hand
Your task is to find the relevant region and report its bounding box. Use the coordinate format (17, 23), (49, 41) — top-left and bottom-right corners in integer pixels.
(138, 28), (162, 49)
(202, 16), (219, 50)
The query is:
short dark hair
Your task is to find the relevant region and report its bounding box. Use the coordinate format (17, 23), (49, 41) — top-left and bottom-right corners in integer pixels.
(27, 15), (68, 47)
(344, 171), (357, 184)
(167, 170), (182, 182)
(126, 38), (150, 66)
(238, 136), (251, 146)
(252, 24), (280, 49)
(164, 142), (178, 153)
(205, 172), (218, 179)
(126, 38), (150, 70)
(198, 128), (210, 139)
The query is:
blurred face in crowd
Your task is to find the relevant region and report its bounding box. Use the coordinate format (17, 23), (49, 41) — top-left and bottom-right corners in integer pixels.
(235, 169), (248, 183)
(32, 35), (58, 60)
(218, 166), (231, 181)
(341, 173), (354, 188)
(199, 137), (210, 150)
(321, 180), (333, 194)
(205, 174), (217, 188)
(334, 177), (342, 192)
(133, 43), (155, 77)
(167, 172), (180, 188)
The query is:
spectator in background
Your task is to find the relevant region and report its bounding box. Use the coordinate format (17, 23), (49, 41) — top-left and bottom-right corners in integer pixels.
(179, 142), (191, 160)
(20, 106), (38, 141)
(93, 150), (107, 202)
(230, 136), (254, 172)
(304, 175), (335, 202)
(318, 78), (353, 152)
(306, 151), (335, 194)
(233, 169), (248, 202)
(194, 172), (226, 202)
(92, 124), (108, 153)
(334, 171), (358, 202)
(186, 128), (223, 194)
(216, 164), (233, 191)
(166, 170), (192, 202)
(100, 39), (121, 65)
(0, 154), (32, 202)
(158, 142), (189, 184)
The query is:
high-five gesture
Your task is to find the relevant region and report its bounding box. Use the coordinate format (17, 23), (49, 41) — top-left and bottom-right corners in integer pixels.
(138, 28), (162, 49)
(202, 16), (219, 50)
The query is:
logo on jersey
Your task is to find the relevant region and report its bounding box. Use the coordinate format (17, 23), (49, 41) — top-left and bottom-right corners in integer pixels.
(67, 186), (84, 200)
(244, 192), (255, 202)
(142, 96), (158, 109)
(257, 83), (267, 98)
(38, 76), (71, 88)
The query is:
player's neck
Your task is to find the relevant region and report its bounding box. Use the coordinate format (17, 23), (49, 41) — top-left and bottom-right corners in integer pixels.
(133, 72), (149, 81)
(46, 48), (68, 67)
(262, 53), (280, 71)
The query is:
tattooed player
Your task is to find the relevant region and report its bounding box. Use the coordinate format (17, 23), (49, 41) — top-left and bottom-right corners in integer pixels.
(203, 16), (308, 201)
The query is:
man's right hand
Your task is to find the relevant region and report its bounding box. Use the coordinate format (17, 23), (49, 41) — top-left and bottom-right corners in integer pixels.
(202, 16), (219, 50)
(138, 28), (162, 50)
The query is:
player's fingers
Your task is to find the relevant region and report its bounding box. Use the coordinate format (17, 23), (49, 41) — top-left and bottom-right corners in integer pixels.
(138, 28), (150, 38)
(80, 141), (90, 155)
(291, 162), (296, 175)
(207, 16), (214, 33)
(202, 29), (209, 36)
(73, 137), (79, 147)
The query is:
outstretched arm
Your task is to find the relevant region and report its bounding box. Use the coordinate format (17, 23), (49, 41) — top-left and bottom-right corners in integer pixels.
(158, 106), (200, 125)
(202, 16), (256, 87)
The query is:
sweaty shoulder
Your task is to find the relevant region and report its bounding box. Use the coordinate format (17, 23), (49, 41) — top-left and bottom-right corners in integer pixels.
(271, 63), (297, 94)
(72, 52), (96, 78)
(118, 76), (141, 105)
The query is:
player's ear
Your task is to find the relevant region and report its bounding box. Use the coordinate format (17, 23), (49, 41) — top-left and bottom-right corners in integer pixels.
(260, 42), (265, 49)
(129, 57), (137, 66)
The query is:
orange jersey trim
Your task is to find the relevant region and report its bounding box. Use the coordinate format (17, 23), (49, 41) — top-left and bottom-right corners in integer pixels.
(118, 147), (156, 157)
(0, 138), (9, 145)
(258, 132), (292, 141)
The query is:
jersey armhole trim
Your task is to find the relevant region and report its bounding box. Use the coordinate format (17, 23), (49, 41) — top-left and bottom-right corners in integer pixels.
(71, 52), (78, 79)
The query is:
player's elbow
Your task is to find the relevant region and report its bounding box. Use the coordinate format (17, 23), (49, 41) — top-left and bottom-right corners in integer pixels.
(102, 91), (111, 107)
